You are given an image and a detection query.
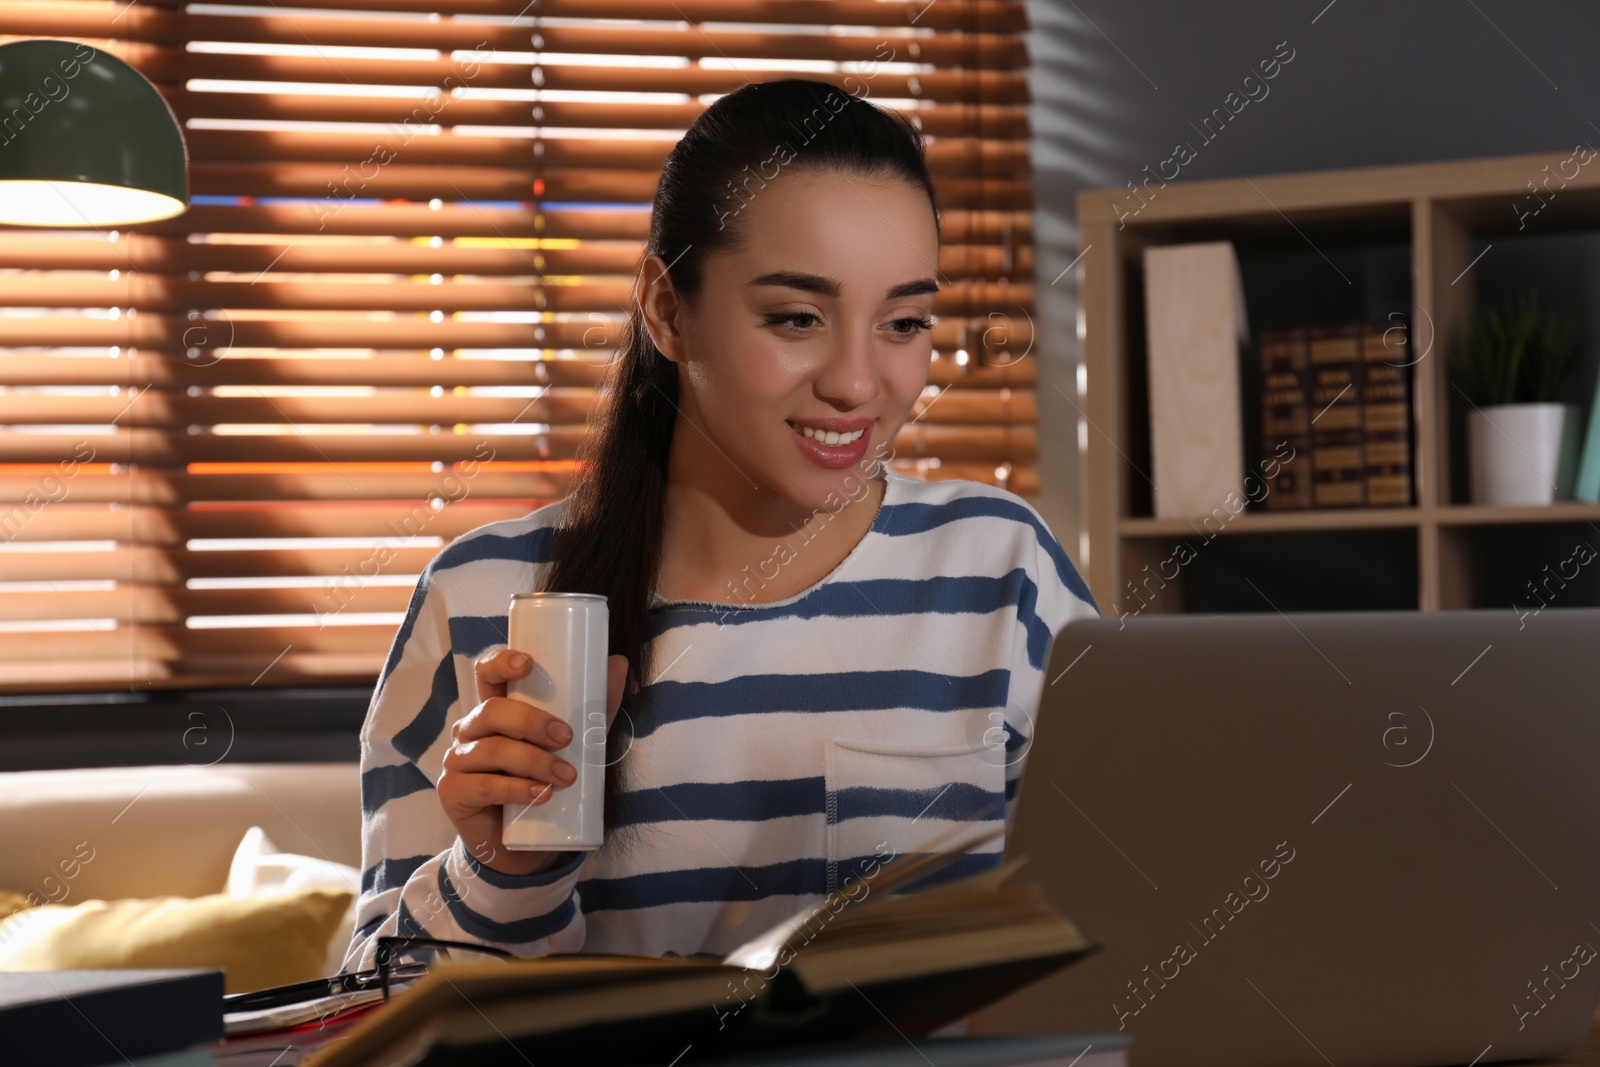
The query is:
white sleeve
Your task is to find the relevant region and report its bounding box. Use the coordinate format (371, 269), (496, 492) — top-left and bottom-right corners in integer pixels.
(342, 562), (588, 974)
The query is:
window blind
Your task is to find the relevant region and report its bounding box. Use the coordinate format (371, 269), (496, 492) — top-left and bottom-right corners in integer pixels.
(0, 0), (1040, 692)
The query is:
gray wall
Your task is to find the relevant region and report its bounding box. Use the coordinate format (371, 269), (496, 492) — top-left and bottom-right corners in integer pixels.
(1024, 0), (1600, 577)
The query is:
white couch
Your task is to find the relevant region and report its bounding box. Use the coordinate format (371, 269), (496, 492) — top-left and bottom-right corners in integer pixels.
(0, 763), (362, 906)
(0, 762), (976, 1036)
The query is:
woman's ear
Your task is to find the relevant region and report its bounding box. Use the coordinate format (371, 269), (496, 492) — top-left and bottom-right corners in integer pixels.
(637, 253), (688, 366)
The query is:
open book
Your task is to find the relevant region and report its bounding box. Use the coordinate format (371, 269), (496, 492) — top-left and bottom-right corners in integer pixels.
(302, 811), (1100, 1067)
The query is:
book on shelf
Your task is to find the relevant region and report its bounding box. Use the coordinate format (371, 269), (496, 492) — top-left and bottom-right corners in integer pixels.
(300, 820), (1101, 1067)
(1359, 319), (1414, 507)
(1256, 318), (1414, 511)
(1260, 325), (1313, 510)
(1142, 241), (1248, 519)
(1309, 322), (1366, 507)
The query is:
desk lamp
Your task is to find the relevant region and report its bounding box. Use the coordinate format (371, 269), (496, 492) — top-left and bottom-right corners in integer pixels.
(0, 38), (187, 226)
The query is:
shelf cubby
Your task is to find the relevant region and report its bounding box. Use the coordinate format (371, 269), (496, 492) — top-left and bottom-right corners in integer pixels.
(1078, 150), (1600, 614)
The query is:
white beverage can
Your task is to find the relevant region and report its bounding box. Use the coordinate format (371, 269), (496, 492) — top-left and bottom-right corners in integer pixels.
(501, 591), (609, 851)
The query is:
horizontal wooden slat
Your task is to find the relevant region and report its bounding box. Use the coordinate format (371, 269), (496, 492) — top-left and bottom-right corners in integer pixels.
(157, 89), (1027, 141)
(904, 461), (1039, 495)
(0, 390), (1024, 431)
(0, 584), (416, 624)
(185, 164), (1032, 213)
(0, 387), (1029, 427)
(0, 8), (1028, 69)
(0, 651), (384, 692)
(0, 318), (620, 350)
(0, 469), (575, 505)
(0, 502), (538, 542)
(0, 233), (638, 276)
(186, 162), (615, 205)
(98, 204), (1027, 243)
(178, 130), (1029, 177)
(0, 314), (1035, 355)
(0, 276), (1035, 317)
(0, 233), (1031, 281)
(100, 0), (1029, 34)
(0, 425), (1034, 464)
(0, 355), (605, 388)
(888, 425), (1035, 462)
(72, 43), (1029, 105)
(0, 546), (442, 583)
(0, 390), (593, 426)
(0, 622), (397, 661)
(0, 428), (588, 464)
(0, 353), (1034, 390)
(133, 203), (655, 241)
(906, 388), (1037, 425)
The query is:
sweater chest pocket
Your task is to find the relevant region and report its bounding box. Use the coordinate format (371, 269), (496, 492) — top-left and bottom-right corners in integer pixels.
(822, 736), (1007, 898)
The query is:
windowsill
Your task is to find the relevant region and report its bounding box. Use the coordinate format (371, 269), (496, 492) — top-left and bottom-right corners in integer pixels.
(0, 686), (371, 772)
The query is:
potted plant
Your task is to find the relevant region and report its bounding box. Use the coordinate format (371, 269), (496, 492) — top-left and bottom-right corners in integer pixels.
(1450, 286), (1584, 505)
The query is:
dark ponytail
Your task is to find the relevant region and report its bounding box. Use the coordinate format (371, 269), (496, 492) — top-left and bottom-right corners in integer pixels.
(539, 78), (941, 856)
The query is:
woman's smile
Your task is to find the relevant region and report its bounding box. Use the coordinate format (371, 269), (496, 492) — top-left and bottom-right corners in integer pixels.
(785, 417), (875, 469)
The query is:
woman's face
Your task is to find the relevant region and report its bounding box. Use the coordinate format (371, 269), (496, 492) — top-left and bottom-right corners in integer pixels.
(643, 168), (937, 521)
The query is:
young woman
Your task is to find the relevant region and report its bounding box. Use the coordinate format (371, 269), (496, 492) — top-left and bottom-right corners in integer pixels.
(345, 78), (1099, 973)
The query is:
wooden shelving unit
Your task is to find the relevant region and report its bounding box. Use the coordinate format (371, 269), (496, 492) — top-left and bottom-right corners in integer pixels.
(1077, 149), (1600, 615)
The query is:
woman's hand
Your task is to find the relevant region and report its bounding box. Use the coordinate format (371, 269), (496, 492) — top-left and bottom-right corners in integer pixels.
(438, 648), (629, 877)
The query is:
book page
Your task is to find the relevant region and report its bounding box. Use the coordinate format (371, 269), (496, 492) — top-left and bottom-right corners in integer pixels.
(721, 810), (1006, 971)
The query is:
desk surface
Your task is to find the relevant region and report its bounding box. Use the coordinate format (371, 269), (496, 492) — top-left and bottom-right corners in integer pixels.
(1527, 1000), (1600, 1066)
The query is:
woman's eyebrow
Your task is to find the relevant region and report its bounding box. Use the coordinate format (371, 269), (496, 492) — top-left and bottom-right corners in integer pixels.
(745, 270), (939, 300)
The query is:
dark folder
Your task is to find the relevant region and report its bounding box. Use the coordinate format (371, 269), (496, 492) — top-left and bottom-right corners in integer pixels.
(0, 968), (224, 1067)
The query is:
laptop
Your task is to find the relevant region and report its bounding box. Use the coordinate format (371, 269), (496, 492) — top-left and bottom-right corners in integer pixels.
(968, 607), (1600, 1067)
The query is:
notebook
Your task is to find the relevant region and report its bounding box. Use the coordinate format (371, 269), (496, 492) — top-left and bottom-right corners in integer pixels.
(0, 968), (223, 1067)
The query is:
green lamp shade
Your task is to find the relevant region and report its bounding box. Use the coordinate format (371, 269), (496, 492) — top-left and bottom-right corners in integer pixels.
(0, 39), (188, 226)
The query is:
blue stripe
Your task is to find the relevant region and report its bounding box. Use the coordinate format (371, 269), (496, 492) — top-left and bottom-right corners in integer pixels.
(437, 863), (579, 943)
(648, 573), (1042, 638)
(378, 572), (432, 689)
(648, 572), (1056, 671)
(362, 761), (433, 816)
(628, 668), (1010, 740)
(362, 854), (431, 895)
(447, 614), (510, 661)
(578, 857), (822, 912)
(614, 777), (825, 827)
(1004, 720), (1026, 755)
(374, 522), (556, 691)
(832, 780), (999, 823)
(1013, 566), (1049, 669)
(394, 897), (427, 939)
(877, 496), (1099, 614)
(391, 654), (456, 762)
(461, 845), (585, 890)
(431, 524), (558, 574)
(353, 911), (386, 940)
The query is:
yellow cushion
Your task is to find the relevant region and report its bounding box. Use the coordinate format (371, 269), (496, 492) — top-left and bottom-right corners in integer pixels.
(0, 890), (34, 923)
(0, 887), (353, 994)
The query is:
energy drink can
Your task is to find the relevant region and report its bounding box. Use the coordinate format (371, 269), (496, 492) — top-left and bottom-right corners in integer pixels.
(501, 591), (609, 851)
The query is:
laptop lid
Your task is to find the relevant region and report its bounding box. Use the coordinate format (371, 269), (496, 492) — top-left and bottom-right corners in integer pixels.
(970, 607), (1600, 1067)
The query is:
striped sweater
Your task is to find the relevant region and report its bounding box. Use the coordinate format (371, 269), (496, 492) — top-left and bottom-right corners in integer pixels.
(343, 466), (1100, 973)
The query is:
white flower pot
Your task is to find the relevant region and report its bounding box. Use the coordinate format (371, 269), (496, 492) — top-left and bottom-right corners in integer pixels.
(1467, 402), (1581, 505)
